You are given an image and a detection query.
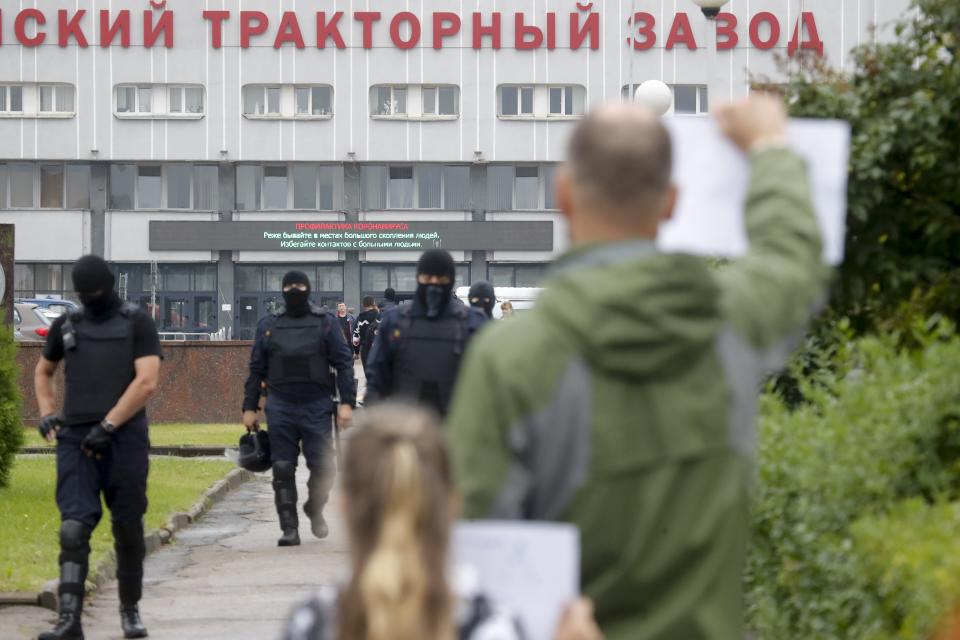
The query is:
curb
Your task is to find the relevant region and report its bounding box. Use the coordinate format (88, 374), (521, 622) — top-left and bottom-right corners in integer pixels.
(19, 446), (230, 457)
(6, 468), (255, 612)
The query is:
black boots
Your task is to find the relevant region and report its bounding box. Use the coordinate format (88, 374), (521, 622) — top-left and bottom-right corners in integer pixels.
(38, 594), (84, 640)
(113, 521), (148, 638)
(302, 470), (333, 540)
(39, 521), (91, 640)
(120, 604), (148, 638)
(272, 461), (300, 546)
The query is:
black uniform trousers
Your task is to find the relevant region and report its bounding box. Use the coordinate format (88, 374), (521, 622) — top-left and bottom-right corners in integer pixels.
(55, 413), (150, 529)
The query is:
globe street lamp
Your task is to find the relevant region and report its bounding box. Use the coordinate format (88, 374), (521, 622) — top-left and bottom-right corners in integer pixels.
(690, 0), (729, 19)
(633, 80), (673, 117)
(690, 0), (730, 113)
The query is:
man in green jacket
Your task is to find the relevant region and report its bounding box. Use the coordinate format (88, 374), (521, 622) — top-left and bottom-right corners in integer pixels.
(446, 97), (830, 640)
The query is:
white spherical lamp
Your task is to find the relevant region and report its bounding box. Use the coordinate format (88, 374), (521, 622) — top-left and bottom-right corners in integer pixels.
(690, 0), (730, 18)
(633, 80), (673, 117)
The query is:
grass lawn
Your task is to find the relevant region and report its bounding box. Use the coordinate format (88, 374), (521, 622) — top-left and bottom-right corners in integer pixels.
(0, 455), (234, 592)
(22, 423), (245, 449)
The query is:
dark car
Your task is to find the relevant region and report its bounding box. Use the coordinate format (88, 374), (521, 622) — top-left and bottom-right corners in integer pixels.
(16, 298), (79, 321)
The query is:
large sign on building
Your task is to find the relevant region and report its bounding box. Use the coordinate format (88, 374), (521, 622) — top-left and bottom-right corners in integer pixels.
(149, 220), (555, 252)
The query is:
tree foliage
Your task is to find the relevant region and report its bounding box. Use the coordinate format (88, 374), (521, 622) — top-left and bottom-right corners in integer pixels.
(0, 314), (22, 488)
(775, 0), (960, 333)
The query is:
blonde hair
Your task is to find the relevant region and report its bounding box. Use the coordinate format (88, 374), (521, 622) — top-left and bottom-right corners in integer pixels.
(339, 405), (455, 640)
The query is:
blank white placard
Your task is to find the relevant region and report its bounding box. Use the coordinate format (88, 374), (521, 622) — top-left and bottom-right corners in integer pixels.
(658, 118), (851, 265)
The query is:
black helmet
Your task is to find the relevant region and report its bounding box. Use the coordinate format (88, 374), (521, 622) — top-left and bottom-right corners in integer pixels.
(237, 430), (271, 472)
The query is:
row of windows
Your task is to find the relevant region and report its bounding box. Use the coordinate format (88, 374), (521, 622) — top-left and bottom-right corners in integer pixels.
(0, 162), (561, 211)
(0, 82), (710, 119)
(14, 262), (547, 304)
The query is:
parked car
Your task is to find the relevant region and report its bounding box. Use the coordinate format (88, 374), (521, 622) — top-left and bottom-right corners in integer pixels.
(16, 297), (79, 320)
(14, 303), (53, 343)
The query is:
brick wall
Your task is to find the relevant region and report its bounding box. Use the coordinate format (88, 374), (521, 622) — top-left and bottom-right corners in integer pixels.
(17, 342), (253, 425)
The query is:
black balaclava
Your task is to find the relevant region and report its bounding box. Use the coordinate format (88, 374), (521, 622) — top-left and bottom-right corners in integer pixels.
(71, 255), (121, 317)
(383, 287), (397, 302)
(281, 270), (311, 317)
(468, 281), (496, 319)
(416, 250), (456, 319)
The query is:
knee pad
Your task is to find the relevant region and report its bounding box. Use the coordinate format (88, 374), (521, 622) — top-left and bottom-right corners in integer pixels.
(60, 520), (92, 553)
(272, 460), (297, 482)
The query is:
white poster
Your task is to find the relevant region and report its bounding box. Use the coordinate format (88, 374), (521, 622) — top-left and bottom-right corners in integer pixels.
(659, 118), (851, 265)
(452, 521), (580, 640)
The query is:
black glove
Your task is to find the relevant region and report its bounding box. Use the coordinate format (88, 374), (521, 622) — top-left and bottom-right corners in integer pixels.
(38, 414), (63, 440)
(81, 422), (114, 457)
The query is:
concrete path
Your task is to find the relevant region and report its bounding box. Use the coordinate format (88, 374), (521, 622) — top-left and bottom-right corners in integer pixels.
(1, 359), (365, 639)
(0, 465), (350, 640)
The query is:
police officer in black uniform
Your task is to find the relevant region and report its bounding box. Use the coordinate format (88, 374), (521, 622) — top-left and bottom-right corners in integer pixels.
(242, 270), (355, 547)
(34, 255), (162, 640)
(364, 250), (487, 417)
(468, 280), (497, 319)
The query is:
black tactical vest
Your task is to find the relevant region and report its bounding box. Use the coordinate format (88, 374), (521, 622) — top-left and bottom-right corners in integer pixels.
(392, 304), (469, 416)
(62, 305), (138, 425)
(266, 309), (330, 386)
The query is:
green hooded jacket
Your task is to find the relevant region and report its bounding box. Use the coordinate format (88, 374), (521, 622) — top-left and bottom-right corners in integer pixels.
(447, 148), (830, 640)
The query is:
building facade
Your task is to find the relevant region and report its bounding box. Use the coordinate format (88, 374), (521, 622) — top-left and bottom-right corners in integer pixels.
(0, 0), (911, 337)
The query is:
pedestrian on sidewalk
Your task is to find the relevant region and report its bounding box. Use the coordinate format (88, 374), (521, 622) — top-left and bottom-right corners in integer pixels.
(468, 280), (497, 319)
(377, 287), (398, 312)
(447, 97), (830, 640)
(280, 404), (603, 640)
(242, 270), (356, 547)
(364, 250), (487, 417)
(354, 296), (380, 375)
(34, 254), (163, 640)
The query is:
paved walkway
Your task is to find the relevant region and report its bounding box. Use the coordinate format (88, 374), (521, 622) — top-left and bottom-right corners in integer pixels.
(1, 466), (349, 640)
(1, 359), (366, 640)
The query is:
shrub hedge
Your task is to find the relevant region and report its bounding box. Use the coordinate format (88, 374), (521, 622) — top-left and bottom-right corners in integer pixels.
(0, 315), (22, 487)
(747, 323), (960, 638)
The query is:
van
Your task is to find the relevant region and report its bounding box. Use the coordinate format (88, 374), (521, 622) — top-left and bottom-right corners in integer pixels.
(455, 286), (543, 319)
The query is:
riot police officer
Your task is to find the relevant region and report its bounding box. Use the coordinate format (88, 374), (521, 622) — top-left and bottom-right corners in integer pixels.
(468, 280), (497, 319)
(242, 270), (355, 547)
(34, 255), (162, 640)
(364, 250), (487, 417)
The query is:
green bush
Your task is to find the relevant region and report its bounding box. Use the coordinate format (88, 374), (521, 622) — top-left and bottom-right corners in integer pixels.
(770, 0), (960, 334)
(746, 323), (960, 638)
(0, 315), (23, 488)
(852, 500), (960, 640)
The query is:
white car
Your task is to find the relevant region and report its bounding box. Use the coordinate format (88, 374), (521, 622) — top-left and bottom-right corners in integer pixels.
(456, 286), (542, 319)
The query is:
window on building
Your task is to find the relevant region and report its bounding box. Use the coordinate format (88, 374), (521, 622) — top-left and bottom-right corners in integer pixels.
(110, 165), (136, 209)
(193, 165), (218, 210)
(422, 86), (459, 117)
(388, 166), (414, 209)
(489, 264), (548, 287)
(0, 85), (24, 114)
(0, 165), (6, 208)
(9, 163), (34, 208)
(243, 85), (282, 116)
(39, 85), (75, 114)
(116, 85), (153, 114)
(64, 165), (91, 209)
(542, 165), (558, 210)
(40, 165), (64, 208)
(487, 166), (514, 210)
(499, 86), (534, 117)
(318, 166), (335, 210)
(168, 86), (204, 115)
(360, 165), (388, 210)
(548, 86), (576, 116)
(372, 86), (408, 116)
(515, 167), (540, 210)
(295, 86), (333, 116)
(14, 262), (78, 301)
(673, 85), (709, 115)
(263, 167), (288, 209)
(137, 166), (162, 208)
(236, 166), (263, 211)
(418, 166), (442, 209)
(293, 165), (317, 209)
(443, 166), (470, 209)
(166, 165), (193, 209)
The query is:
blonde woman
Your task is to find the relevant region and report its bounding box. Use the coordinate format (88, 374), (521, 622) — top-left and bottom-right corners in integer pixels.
(281, 404), (602, 640)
